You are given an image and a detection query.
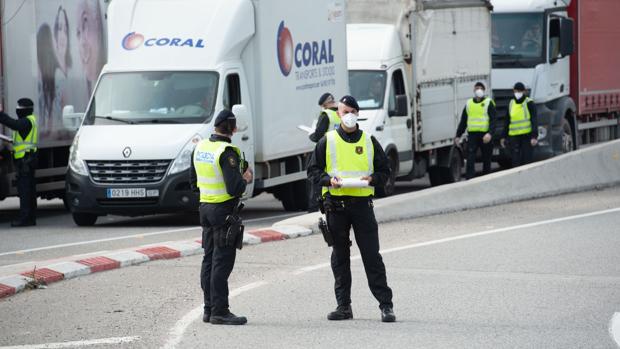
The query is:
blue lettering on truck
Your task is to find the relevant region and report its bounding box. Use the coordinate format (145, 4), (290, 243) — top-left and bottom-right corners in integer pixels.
(122, 32), (205, 50)
(277, 21), (334, 77)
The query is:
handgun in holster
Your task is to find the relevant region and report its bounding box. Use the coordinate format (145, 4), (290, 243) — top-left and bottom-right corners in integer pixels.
(318, 197), (337, 247)
(224, 201), (245, 250)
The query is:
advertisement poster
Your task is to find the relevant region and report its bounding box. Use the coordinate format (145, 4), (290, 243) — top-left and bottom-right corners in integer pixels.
(34, 0), (107, 141)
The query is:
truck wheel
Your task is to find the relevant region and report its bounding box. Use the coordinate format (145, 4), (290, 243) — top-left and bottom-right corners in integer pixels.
(561, 118), (574, 154)
(428, 167), (443, 187)
(376, 152), (397, 197)
(72, 212), (98, 226)
(292, 180), (309, 211)
(497, 158), (512, 170)
(273, 183), (298, 212)
(441, 150), (462, 183)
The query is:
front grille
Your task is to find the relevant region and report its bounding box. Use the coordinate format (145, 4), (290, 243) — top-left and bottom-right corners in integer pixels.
(97, 198), (159, 206)
(86, 160), (172, 184)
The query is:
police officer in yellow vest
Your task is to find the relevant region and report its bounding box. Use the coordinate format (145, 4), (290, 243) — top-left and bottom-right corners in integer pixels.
(308, 93), (340, 212)
(500, 82), (538, 167)
(0, 98), (38, 227)
(308, 95), (395, 323)
(454, 82), (497, 179)
(190, 110), (253, 325)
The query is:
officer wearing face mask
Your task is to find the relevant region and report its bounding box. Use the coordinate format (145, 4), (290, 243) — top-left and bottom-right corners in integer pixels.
(455, 82), (497, 179)
(500, 82), (538, 167)
(0, 98), (38, 227)
(307, 95), (395, 323)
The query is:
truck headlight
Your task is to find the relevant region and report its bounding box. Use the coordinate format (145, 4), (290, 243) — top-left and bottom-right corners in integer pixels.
(168, 134), (202, 175)
(537, 126), (548, 140)
(68, 135), (88, 176)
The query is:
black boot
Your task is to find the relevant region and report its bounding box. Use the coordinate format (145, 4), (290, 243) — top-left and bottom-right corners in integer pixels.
(11, 219), (35, 227)
(210, 311), (247, 325)
(327, 305), (353, 320)
(381, 307), (396, 323)
(202, 312), (210, 323)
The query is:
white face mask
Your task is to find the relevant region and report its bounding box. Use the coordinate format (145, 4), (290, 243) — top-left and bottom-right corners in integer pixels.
(342, 113), (358, 128)
(514, 92), (524, 100)
(474, 89), (485, 98)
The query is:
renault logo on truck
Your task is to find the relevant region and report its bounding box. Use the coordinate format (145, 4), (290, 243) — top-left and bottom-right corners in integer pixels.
(122, 32), (205, 50)
(276, 21), (334, 77)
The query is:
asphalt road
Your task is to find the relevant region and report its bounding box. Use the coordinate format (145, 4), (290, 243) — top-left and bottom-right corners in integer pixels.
(0, 186), (618, 348)
(0, 179), (430, 276)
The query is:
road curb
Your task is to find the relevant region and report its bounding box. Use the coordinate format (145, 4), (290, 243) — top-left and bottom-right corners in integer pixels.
(0, 226), (313, 300)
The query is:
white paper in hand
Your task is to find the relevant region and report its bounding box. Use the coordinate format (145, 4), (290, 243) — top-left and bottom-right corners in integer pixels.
(339, 178), (370, 188)
(297, 125), (314, 135)
(0, 134), (12, 143)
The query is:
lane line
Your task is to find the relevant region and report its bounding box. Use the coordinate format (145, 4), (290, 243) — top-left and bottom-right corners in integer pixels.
(610, 312), (620, 347)
(0, 213), (300, 258)
(0, 336), (141, 349)
(162, 281), (269, 349)
(297, 206), (620, 275)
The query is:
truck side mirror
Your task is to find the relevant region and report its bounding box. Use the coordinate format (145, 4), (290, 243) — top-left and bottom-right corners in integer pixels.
(560, 18), (574, 57)
(231, 104), (249, 132)
(389, 94), (408, 117)
(62, 105), (84, 131)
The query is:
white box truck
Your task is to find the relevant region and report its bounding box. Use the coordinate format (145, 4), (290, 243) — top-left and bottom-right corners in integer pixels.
(346, 0), (492, 193)
(64, 0), (348, 225)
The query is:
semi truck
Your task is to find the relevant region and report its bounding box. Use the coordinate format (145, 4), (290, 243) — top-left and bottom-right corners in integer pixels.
(490, 0), (620, 164)
(346, 0), (493, 192)
(64, 0), (348, 225)
(0, 0), (109, 205)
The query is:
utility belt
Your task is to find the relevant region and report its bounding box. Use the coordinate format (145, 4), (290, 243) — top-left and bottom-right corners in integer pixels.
(317, 195), (373, 247)
(213, 201), (245, 250)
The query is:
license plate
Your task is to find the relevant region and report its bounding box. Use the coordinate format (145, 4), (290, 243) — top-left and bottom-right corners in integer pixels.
(106, 188), (146, 198)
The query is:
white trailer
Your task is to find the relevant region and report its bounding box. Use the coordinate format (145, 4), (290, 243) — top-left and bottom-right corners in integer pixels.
(346, 0), (492, 192)
(64, 0), (349, 225)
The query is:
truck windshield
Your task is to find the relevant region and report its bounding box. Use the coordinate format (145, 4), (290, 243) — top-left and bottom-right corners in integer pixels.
(492, 13), (545, 68)
(84, 72), (219, 125)
(348, 71), (387, 110)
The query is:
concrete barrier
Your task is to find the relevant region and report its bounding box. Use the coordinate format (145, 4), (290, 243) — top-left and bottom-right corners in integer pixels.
(275, 139), (620, 231)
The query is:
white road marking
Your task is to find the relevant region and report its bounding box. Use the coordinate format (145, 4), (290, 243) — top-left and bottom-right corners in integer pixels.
(0, 213), (301, 258)
(0, 336), (140, 348)
(162, 281), (269, 349)
(610, 312), (620, 347)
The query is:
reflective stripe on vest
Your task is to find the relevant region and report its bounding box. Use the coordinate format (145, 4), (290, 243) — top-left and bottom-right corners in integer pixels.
(466, 98), (492, 133)
(323, 130), (374, 197)
(193, 140), (241, 203)
(12, 114), (38, 159)
(508, 98), (533, 136)
(324, 109), (340, 131)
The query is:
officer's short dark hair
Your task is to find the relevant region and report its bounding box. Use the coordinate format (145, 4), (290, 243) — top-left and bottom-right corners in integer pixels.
(474, 82), (486, 90)
(513, 82), (526, 91)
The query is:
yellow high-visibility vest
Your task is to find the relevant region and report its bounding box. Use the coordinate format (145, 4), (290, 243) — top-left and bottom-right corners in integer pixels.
(193, 140), (241, 203)
(322, 130), (374, 197)
(12, 114), (38, 159)
(324, 109), (340, 131)
(508, 98), (533, 136)
(466, 98), (493, 133)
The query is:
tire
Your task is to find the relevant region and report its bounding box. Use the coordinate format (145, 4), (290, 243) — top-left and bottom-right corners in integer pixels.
(272, 183), (298, 212)
(376, 152), (397, 197)
(428, 166), (443, 187)
(440, 149), (462, 184)
(292, 180), (309, 211)
(561, 117), (574, 154)
(497, 157), (512, 170)
(72, 212), (98, 226)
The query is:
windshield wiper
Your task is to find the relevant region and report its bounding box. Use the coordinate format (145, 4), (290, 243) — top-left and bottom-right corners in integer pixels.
(135, 119), (183, 124)
(95, 116), (135, 124)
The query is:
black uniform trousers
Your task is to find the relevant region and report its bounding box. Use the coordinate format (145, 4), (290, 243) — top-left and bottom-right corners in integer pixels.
(466, 132), (492, 180)
(199, 199), (237, 316)
(15, 153), (37, 222)
(509, 134), (533, 167)
(327, 197), (393, 310)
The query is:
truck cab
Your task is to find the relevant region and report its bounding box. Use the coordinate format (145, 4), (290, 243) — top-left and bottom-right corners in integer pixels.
(347, 24), (412, 196)
(491, 0), (576, 161)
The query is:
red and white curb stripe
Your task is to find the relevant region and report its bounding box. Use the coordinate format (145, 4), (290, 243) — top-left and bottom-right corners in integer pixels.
(0, 226), (313, 300)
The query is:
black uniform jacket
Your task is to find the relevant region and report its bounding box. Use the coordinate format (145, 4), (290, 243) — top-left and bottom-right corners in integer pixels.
(309, 107), (338, 143)
(455, 97), (498, 138)
(190, 134), (246, 198)
(503, 97), (539, 139)
(0, 112), (32, 139)
(307, 126), (390, 199)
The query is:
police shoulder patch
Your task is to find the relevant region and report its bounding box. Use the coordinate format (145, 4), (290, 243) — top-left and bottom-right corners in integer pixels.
(227, 156), (238, 168)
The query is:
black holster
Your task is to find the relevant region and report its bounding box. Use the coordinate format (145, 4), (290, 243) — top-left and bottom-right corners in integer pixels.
(213, 201), (245, 250)
(318, 217), (333, 247)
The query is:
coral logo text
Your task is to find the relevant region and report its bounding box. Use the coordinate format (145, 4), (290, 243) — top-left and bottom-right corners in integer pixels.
(122, 32), (205, 50)
(276, 21), (334, 77)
